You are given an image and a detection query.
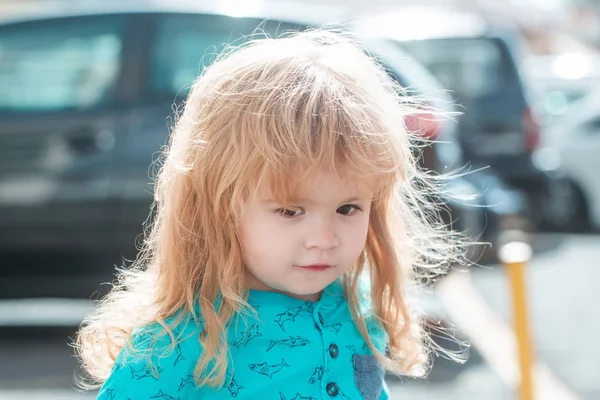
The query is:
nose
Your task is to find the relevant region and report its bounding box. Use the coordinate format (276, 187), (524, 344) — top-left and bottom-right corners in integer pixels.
(304, 216), (339, 250)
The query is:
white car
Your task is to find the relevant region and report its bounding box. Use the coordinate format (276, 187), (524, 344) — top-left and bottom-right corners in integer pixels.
(537, 91), (600, 231)
(524, 53), (600, 127)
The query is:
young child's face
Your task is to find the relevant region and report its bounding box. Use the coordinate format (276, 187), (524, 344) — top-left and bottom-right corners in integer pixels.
(239, 169), (372, 301)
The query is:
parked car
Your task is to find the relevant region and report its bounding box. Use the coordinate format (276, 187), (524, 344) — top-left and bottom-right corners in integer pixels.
(539, 90), (600, 231)
(363, 38), (528, 263)
(353, 7), (567, 229)
(523, 52), (600, 127)
(0, 1), (520, 288)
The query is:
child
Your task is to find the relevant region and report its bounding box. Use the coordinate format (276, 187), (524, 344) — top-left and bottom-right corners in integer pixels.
(76, 29), (465, 399)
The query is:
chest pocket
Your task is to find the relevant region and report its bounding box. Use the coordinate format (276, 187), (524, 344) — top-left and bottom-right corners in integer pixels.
(352, 354), (384, 400)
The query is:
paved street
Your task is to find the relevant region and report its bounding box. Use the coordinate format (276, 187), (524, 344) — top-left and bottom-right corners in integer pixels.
(466, 234), (600, 399)
(0, 233), (598, 399)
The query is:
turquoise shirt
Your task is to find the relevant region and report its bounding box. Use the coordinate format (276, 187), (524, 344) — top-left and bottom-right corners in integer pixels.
(98, 280), (389, 399)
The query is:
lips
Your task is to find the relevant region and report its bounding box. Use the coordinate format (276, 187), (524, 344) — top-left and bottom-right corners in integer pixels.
(297, 264), (332, 271)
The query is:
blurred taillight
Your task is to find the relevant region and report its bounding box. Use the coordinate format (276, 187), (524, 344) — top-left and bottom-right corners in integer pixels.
(523, 107), (540, 152)
(405, 112), (441, 140)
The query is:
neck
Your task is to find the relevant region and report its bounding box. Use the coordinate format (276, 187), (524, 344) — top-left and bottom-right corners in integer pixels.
(244, 272), (322, 302)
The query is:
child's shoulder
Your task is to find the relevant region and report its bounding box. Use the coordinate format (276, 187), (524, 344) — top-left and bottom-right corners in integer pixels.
(118, 309), (203, 365)
(99, 310), (204, 399)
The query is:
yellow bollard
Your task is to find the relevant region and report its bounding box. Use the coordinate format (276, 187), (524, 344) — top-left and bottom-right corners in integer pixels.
(499, 238), (534, 400)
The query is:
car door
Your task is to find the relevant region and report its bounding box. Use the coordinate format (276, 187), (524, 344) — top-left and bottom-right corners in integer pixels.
(566, 115), (600, 226)
(0, 14), (133, 250)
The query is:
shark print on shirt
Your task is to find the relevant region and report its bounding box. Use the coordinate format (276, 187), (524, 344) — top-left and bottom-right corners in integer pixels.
(308, 366), (323, 384)
(249, 358), (289, 378)
(130, 363), (163, 380)
(324, 323), (342, 335)
(267, 335), (310, 352)
(178, 371), (243, 397)
(97, 281), (389, 399)
(274, 303), (314, 332)
(279, 392), (318, 400)
(174, 344), (185, 366)
(178, 375), (196, 392)
(230, 324), (262, 348)
(150, 390), (181, 400)
(225, 371), (245, 398)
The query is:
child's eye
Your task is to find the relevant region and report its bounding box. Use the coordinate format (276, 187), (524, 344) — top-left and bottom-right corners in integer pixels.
(337, 204), (362, 216)
(274, 208), (304, 218)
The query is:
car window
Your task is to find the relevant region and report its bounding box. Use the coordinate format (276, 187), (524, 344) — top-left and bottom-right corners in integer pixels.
(0, 15), (125, 113)
(540, 89), (591, 124)
(149, 14), (304, 100)
(401, 38), (508, 99)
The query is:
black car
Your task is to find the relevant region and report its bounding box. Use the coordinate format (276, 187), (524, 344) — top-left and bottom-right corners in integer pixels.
(355, 7), (565, 229)
(0, 2), (521, 297)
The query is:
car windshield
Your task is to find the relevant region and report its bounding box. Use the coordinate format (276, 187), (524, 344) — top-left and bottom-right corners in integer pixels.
(0, 16), (124, 113)
(401, 37), (510, 101)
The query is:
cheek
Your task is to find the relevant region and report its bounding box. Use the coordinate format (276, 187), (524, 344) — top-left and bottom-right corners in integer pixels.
(358, 210), (371, 239)
(240, 215), (290, 261)
(343, 215), (370, 255)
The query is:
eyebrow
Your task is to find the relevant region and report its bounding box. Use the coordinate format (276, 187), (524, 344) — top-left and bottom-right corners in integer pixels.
(261, 196), (364, 204)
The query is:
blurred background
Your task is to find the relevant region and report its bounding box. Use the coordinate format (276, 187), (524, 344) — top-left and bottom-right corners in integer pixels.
(0, 0), (599, 399)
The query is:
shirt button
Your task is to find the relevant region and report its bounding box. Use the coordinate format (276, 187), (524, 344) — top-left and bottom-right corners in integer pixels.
(328, 343), (339, 358)
(326, 382), (339, 396)
(318, 313), (324, 324)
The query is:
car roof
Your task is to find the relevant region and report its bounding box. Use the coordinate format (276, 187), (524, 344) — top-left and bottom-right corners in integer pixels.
(0, 0), (455, 115)
(0, 0), (349, 27)
(353, 5), (516, 41)
(0, 0), (445, 88)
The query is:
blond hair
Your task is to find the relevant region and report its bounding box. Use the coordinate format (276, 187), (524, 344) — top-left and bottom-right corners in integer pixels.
(75, 29), (466, 389)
